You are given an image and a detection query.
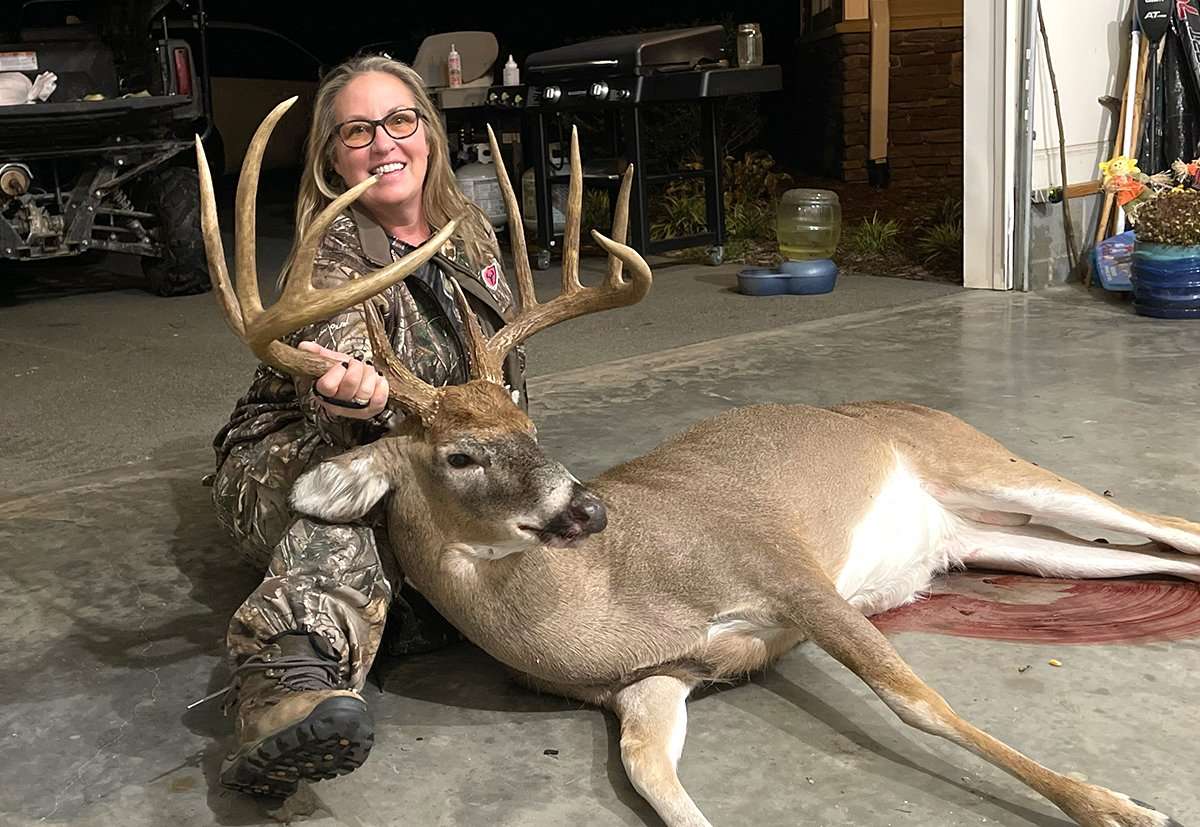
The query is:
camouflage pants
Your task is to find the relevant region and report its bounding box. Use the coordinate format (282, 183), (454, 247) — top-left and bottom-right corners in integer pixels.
(211, 420), (459, 692)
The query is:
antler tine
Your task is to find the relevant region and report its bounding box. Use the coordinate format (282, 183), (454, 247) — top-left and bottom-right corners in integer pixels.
(482, 129), (652, 368)
(485, 125), (537, 314)
(448, 278), (506, 384)
(561, 125), (583, 293)
(194, 136), (243, 338)
(604, 164), (633, 288)
(361, 295), (439, 417)
(200, 95), (464, 384)
(255, 183), (460, 348)
(233, 97), (297, 321)
(588, 232), (652, 304)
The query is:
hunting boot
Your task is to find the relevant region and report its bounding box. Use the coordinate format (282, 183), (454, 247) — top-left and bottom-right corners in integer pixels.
(219, 631), (374, 798)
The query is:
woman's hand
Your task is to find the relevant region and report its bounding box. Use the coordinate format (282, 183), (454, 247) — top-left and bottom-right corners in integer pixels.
(298, 341), (390, 420)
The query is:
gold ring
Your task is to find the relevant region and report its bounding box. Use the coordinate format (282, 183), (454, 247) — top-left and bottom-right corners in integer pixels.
(352, 396), (370, 406)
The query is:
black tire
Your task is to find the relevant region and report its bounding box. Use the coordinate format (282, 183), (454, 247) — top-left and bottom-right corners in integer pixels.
(140, 165), (211, 297)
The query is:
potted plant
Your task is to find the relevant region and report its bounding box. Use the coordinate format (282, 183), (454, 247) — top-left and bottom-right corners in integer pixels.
(1101, 157), (1200, 318)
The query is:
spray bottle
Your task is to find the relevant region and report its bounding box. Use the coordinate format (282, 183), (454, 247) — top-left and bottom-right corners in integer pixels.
(447, 43), (462, 88)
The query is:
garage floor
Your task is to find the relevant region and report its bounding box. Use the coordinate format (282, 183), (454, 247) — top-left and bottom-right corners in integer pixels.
(1, 242), (1196, 826)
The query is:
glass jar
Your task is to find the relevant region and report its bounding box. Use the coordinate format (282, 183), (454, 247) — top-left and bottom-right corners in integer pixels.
(776, 188), (841, 261)
(736, 23), (763, 68)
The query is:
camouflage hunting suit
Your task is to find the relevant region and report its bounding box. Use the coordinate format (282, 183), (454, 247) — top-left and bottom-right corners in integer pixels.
(210, 206), (526, 693)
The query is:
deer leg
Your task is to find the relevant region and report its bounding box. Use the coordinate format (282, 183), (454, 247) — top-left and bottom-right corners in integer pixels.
(959, 521), (1200, 582)
(609, 675), (711, 827)
(790, 583), (1182, 826)
(941, 474), (1200, 556)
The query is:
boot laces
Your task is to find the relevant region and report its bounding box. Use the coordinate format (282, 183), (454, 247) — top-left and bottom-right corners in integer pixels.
(234, 651), (343, 693)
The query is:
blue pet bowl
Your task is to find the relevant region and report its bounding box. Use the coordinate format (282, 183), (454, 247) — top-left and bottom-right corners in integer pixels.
(737, 260), (839, 296)
(780, 258), (838, 294)
(737, 267), (789, 295)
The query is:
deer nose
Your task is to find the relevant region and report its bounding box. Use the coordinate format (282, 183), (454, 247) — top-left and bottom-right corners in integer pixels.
(567, 489), (607, 534)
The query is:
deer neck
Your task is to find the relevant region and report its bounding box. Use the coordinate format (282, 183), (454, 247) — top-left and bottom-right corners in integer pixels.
(383, 478), (643, 682)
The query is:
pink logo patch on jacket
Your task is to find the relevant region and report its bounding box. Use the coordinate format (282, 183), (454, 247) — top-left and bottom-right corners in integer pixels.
(481, 262), (499, 288)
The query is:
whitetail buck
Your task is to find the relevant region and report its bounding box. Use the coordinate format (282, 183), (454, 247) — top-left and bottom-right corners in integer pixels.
(195, 98), (1196, 827)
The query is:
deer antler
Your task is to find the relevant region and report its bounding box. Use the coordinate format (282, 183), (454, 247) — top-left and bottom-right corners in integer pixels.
(197, 98), (652, 418)
(354, 122), (651, 390)
(460, 125), (652, 384)
(194, 96), (458, 415)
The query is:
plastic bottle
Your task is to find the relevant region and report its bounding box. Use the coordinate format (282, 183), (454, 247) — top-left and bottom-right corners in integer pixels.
(447, 43), (462, 88)
(503, 54), (519, 86)
(776, 188), (841, 260)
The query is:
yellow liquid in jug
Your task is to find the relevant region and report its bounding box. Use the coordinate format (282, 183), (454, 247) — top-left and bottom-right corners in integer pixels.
(778, 225), (838, 260)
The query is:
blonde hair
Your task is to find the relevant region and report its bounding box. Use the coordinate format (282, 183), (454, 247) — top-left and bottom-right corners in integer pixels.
(281, 55), (498, 284)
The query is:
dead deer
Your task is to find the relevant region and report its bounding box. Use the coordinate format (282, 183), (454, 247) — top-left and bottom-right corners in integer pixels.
(195, 98), (1195, 827)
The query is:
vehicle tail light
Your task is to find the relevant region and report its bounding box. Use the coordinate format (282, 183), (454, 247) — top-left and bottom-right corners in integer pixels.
(173, 48), (192, 96)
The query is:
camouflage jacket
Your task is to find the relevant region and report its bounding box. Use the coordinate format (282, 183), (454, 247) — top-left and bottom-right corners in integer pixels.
(212, 206), (527, 469)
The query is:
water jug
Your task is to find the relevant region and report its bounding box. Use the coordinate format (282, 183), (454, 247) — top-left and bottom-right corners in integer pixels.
(776, 188), (841, 260)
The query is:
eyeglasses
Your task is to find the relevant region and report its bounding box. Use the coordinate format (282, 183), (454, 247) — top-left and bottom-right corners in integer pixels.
(333, 107), (422, 149)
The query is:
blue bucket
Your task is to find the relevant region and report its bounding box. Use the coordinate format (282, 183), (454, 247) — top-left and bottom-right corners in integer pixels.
(1131, 241), (1200, 319)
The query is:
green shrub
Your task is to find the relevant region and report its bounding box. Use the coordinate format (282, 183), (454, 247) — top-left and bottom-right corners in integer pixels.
(844, 212), (902, 255)
(648, 151), (791, 247)
(581, 189), (611, 236)
(928, 195), (963, 227)
(915, 219), (963, 268)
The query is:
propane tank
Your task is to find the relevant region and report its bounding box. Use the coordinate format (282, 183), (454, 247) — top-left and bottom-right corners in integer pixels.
(454, 143), (507, 229)
(521, 143), (567, 234)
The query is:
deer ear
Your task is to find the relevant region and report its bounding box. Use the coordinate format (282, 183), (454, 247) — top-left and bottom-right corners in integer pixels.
(290, 444), (392, 522)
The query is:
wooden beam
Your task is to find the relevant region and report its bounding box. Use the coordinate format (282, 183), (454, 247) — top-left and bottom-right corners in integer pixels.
(836, 13), (962, 33)
(1064, 179), (1102, 199)
(869, 0), (891, 163)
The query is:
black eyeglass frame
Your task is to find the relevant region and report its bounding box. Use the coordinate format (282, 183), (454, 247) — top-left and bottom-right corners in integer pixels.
(331, 106), (425, 149)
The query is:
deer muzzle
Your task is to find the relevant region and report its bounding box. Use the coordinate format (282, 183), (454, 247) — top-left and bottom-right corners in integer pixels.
(539, 487), (608, 547)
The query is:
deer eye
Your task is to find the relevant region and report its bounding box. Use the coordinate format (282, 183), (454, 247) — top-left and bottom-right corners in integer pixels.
(446, 453), (476, 469)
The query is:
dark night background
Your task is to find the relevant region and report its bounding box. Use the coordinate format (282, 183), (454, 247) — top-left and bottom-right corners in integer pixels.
(206, 1), (801, 68)
(202, 0), (804, 169)
(2, 0), (808, 179)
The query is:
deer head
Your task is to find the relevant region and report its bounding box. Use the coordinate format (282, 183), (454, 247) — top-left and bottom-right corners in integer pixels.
(195, 97), (650, 555)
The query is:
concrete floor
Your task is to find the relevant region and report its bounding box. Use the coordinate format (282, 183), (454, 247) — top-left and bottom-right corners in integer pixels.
(1, 229), (1198, 827)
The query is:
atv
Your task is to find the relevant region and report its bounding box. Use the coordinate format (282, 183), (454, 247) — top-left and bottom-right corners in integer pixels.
(0, 0), (214, 296)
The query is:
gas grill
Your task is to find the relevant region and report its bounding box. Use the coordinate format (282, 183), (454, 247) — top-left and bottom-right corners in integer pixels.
(484, 25), (781, 268)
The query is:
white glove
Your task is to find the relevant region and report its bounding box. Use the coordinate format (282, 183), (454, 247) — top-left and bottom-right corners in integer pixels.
(28, 71), (57, 102)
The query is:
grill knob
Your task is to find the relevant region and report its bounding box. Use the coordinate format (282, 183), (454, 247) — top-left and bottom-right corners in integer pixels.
(542, 85), (561, 104)
(589, 81), (610, 100)
(614, 88), (631, 101)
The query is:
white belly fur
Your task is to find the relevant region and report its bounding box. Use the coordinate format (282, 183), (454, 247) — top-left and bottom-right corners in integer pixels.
(836, 456), (963, 616)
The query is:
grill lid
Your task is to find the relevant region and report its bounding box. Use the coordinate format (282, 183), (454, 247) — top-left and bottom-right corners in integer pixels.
(526, 25), (723, 80)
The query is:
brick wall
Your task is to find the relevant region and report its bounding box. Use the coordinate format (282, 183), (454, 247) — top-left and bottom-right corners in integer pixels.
(794, 26), (963, 186)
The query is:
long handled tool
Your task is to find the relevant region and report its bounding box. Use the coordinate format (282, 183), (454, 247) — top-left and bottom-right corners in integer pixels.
(1096, 25), (1147, 246)
(1136, 0), (1171, 173)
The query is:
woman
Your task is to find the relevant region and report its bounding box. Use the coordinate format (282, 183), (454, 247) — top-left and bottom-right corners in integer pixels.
(207, 55), (526, 798)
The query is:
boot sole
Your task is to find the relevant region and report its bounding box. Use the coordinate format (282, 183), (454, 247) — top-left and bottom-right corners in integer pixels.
(219, 696), (374, 798)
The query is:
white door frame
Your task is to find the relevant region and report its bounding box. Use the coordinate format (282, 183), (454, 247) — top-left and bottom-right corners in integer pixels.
(963, 0), (1023, 290)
